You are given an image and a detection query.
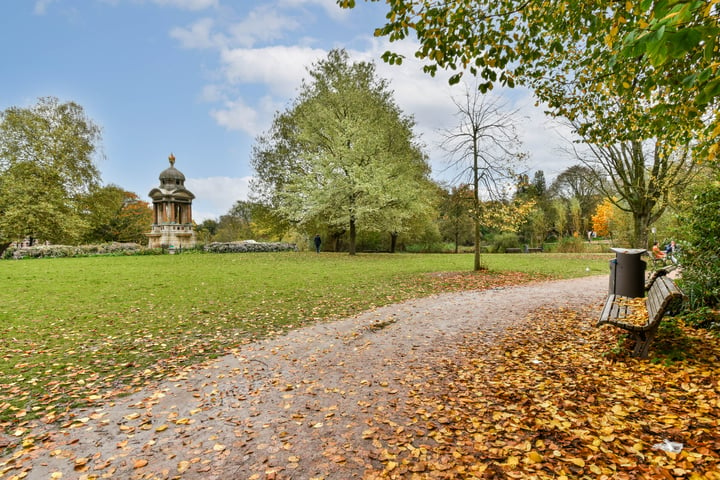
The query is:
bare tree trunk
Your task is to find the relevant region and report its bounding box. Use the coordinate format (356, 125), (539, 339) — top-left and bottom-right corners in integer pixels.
(473, 216), (482, 271)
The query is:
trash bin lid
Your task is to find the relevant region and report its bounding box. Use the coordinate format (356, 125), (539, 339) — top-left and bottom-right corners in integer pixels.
(610, 247), (647, 255)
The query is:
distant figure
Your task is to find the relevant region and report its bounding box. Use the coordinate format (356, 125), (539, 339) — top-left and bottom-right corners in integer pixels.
(314, 234), (322, 253)
(665, 240), (678, 264)
(651, 241), (666, 260)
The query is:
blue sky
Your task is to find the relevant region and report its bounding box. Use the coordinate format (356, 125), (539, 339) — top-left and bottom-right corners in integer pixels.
(2, 0), (572, 221)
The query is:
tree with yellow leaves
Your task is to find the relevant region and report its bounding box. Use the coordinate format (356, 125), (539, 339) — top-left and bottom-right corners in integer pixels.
(591, 199), (615, 238)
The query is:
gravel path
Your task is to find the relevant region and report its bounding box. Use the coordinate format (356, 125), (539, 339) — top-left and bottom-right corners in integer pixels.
(4, 275), (608, 480)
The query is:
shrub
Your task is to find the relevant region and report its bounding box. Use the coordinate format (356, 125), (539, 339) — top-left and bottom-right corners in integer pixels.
(3, 242), (145, 259)
(404, 242), (456, 253)
(556, 236), (585, 253)
(488, 233), (520, 253)
(678, 178), (720, 327)
(203, 241), (297, 253)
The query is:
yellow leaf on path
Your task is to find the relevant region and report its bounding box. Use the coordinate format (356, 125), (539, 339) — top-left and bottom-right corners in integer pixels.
(213, 443), (226, 452)
(506, 456), (519, 467)
(527, 451), (543, 463)
(568, 457), (586, 467)
(178, 460), (191, 473)
(51, 473), (63, 479)
(611, 404), (627, 416)
(155, 424), (169, 432)
(133, 459), (148, 469)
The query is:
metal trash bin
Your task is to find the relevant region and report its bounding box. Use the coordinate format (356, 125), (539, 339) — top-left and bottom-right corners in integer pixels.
(609, 247), (646, 298)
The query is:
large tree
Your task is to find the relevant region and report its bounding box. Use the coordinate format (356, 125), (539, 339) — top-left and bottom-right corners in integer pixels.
(339, 0), (719, 155)
(251, 49), (433, 255)
(0, 97), (101, 248)
(548, 165), (602, 235)
(82, 185), (152, 244)
(578, 139), (697, 247)
(441, 86), (525, 270)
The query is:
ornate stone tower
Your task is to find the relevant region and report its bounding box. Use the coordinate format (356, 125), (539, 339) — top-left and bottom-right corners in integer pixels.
(146, 153), (196, 249)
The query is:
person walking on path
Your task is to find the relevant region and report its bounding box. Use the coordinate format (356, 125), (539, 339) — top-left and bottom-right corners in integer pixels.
(314, 234), (322, 253)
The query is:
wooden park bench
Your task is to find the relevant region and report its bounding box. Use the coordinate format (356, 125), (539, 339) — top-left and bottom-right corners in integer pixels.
(597, 275), (684, 358)
(505, 247), (522, 253)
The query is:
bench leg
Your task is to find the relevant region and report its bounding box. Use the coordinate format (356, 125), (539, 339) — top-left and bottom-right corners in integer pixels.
(631, 329), (657, 358)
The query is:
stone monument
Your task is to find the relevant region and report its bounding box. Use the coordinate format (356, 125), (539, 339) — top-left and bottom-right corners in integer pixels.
(146, 153), (196, 250)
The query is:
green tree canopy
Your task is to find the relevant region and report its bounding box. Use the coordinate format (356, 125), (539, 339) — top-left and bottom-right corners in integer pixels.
(82, 185), (152, 244)
(0, 97), (102, 247)
(251, 49), (434, 255)
(340, 0), (719, 155)
(215, 200), (257, 242)
(438, 184), (474, 253)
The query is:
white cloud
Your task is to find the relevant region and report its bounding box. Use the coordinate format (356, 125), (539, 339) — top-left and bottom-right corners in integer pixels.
(151, 0), (218, 10)
(170, 18), (221, 49)
(186, 176), (252, 221)
(278, 0), (349, 21)
(227, 6), (301, 48)
(219, 45), (326, 96)
(210, 95), (283, 136)
(199, 83), (225, 103)
(170, 6), (303, 51)
(209, 98), (259, 135)
(33, 0), (56, 14)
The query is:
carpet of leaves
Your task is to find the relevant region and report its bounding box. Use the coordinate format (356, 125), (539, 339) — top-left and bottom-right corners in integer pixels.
(363, 308), (720, 479)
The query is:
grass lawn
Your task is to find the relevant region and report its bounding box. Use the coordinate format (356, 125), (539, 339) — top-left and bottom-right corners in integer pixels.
(0, 251), (611, 430)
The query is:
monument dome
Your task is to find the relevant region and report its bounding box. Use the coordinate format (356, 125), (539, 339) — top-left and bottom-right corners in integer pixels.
(158, 153), (187, 188)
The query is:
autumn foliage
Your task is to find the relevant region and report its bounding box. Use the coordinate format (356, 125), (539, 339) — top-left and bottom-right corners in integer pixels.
(591, 198), (615, 238)
(364, 308), (720, 479)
